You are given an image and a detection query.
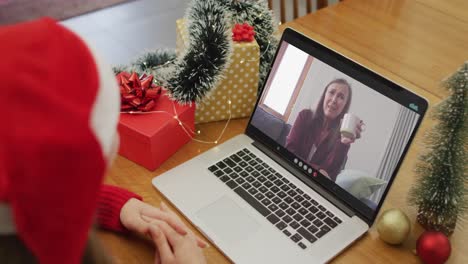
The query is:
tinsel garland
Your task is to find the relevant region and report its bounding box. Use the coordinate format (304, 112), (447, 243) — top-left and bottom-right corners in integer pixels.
(159, 0), (233, 103)
(113, 49), (176, 75)
(116, 0), (278, 103)
(408, 62), (467, 234)
(224, 0), (278, 95)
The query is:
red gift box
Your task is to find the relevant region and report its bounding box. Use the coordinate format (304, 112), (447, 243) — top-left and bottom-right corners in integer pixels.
(118, 90), (195, 170)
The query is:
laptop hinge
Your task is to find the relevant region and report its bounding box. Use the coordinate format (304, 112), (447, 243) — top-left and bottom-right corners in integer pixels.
(252, 140), (357, 218)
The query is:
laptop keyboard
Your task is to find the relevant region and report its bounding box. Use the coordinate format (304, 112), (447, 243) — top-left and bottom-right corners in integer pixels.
(207, 148), (342, 250)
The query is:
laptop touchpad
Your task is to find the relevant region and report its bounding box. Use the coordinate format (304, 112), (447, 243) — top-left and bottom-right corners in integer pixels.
(196, 195), (260, 246)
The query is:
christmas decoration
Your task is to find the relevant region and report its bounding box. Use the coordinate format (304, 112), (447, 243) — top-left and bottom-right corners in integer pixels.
(227, 0), (278, 94)
(176, 18), (259, 123)
(376, 209), (411, 245)
(408, 62), (468, 235)
(117, 72), (162, 112)
(118, 90), (195, 171)
(133, 49), (176, 73)
(416, 231), (451, 264)
(158, 0), (233, 103)
(113, 0), (278, 149)
(117, 0), (278, 104)
(113, 49), (176, 75)
(232, 23), (255, 42)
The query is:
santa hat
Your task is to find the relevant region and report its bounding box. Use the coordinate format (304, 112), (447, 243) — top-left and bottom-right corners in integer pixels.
(0, 18), (120, 263)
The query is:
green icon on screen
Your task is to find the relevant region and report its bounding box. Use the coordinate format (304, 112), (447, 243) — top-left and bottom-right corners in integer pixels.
(409, 103), (419, 111)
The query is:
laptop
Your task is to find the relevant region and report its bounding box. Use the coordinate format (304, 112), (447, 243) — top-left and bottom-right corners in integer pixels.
(152, 28), (427, 263)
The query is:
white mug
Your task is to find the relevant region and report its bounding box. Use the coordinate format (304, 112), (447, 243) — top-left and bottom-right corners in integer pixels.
(340, 113), (363, 139)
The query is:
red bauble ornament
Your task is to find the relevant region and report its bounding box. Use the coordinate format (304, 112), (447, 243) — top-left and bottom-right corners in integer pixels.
(416, 231), (451, 264)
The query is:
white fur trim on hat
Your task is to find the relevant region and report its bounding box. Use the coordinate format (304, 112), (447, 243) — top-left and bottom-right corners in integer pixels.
(87, 43), (121, 161)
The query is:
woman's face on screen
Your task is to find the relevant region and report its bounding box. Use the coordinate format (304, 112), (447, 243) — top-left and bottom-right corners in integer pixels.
(323, 83), (350, 120)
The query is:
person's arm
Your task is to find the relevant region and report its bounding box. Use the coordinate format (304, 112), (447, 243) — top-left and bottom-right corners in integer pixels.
(96, 184), (142, 232)
(96, 184), (208, 248)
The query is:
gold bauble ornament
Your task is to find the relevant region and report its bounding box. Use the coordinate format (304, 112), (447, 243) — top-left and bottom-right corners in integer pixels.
(377, 208), (411, 245)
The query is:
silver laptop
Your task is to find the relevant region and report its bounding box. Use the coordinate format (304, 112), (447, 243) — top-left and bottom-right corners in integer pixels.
(153, 28), (427, 263)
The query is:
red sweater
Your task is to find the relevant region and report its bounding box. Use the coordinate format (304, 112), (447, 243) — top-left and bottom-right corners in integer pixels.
(96, 185), (142, 232)
(286, 109), (350, 181)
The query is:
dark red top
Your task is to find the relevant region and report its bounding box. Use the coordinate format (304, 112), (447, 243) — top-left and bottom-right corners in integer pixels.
(285, 109), (350, 181)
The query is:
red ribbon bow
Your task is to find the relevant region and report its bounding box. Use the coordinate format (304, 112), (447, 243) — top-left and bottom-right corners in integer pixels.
(232, 23), (255, 42)
(117, 72), (162, 112)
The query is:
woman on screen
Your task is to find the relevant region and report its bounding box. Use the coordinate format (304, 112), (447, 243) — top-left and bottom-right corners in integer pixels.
(285, 79), (364, 181)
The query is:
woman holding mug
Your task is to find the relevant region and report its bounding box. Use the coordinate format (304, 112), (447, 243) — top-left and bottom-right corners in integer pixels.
(285, 79), (364, 181)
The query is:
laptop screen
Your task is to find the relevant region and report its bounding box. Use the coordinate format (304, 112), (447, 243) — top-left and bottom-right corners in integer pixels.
(247, 29), (427, 223)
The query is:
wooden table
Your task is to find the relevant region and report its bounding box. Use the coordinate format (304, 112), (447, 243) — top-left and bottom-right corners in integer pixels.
(99, 0), (468, 263)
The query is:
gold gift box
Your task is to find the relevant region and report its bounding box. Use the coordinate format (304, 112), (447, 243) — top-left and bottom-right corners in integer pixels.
(176, 19), (260, 123)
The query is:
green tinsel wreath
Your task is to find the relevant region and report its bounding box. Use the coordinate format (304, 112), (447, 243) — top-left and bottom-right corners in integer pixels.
(115, 0), (278, 104)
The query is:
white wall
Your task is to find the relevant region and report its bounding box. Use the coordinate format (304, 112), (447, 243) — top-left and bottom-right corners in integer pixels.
(286, 59), (400, 177)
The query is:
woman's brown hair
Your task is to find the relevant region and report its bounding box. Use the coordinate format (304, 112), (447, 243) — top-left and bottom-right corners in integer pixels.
(310, 79), (352, 150)
(313, 78), (352, 127)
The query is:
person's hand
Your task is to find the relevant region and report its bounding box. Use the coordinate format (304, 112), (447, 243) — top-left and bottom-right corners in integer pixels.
(341, 120), (365, 145)
(120, 199), (207, 248)
(355, 120), (364, 139)
(150, 221), (207, 264)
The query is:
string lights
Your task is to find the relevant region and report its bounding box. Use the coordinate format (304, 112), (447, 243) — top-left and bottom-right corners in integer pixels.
(115, 0), (277, 104)
(121, 99), (232, 145)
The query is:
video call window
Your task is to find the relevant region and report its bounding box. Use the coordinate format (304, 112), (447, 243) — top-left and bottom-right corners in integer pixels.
(251, 41), (420, 209)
